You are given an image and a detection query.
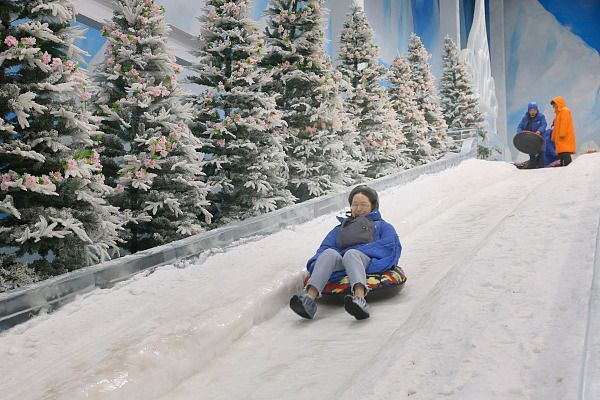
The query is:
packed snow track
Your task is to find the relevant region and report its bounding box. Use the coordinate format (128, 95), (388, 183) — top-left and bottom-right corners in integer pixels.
(1, 154), (600, 400)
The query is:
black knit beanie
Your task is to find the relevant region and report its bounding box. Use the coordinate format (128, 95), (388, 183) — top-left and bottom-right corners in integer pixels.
(348, 185), (379, 210)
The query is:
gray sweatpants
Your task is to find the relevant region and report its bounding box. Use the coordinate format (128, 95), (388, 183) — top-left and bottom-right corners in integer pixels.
(306, 248), (371, 296)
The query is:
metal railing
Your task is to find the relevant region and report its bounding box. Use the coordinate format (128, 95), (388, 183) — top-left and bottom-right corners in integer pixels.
(447, 127), (480, 143)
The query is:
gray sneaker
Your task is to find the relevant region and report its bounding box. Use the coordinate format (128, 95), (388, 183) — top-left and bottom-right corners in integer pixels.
(344, 295), (370, 320)
(290, 294), (317, 319)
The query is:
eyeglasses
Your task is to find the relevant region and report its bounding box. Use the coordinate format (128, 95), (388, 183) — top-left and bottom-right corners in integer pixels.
(351, 202), (372, 209)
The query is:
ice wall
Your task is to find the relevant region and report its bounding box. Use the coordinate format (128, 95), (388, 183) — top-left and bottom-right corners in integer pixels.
(461, 0), (499, 143)
(156, 0), (203, 33)
(505, 0), (600, 154)
(363, 0), (414, 64)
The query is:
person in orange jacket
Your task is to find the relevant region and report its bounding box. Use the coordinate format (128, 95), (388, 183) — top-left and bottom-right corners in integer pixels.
(550, 96), (576, 166)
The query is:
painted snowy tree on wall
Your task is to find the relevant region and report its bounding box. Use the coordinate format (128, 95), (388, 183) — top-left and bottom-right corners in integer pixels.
(388, 56), (434, 165)
(439, 36), (485, 139)
(94, 0), (211, 252)
(262, 0), (362, 201)
(337, 3), (408, 178)
(189, 0), (295, 222)
(0, 0), (123, 281)
(406, 33), (451, 158)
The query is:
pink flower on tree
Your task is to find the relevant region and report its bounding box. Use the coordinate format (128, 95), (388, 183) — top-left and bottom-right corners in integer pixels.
(149, 143), (163, 153)
(4, 36), (18, 47)
(71, 70), (85, 84)
(65, 60), (76, 71)
(51, 171), (63, 182)
(20, 37), (36, 47)
(214, 122), (225, 132)
(90, 152), (102, 168)
(24, 174), (37, 188)
(221, 2), (233, 12)
(0, 174), (10, 191)
(67, 159), (78, 170)
(51, 58), (62, 70)
(150, 86), (162, 97)
(41, 52), (51, 64)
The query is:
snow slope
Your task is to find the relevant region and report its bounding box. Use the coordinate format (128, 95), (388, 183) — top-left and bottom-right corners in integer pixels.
(1, 154), (599, 400)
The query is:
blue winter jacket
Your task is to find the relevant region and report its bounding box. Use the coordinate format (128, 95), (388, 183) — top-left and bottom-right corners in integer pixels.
(306, 209), (402, 282)
(517, 102), (547, 134)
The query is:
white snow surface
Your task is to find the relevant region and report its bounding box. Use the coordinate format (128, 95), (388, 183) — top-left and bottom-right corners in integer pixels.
(2, 154), (600, 400)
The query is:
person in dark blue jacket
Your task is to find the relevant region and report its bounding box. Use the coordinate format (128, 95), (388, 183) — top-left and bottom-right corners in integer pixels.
(517, 102), (547, 169)
(543, 126), (557, 166)
(289, 185), (402, 320)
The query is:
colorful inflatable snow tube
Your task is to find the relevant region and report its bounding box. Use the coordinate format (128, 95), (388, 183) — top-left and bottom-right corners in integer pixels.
(303, 266), (407, 295)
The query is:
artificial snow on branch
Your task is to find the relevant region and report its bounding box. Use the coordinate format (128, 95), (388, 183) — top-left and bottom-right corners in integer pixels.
(190, 0), (295, 220)
(0, 195), (21, 220)
(94, 0), (212, 252)
(1, 0), (125, 281)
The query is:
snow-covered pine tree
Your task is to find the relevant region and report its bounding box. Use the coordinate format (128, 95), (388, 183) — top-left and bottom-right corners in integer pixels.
(388, 56), (434, 165)
(0, 0), (123, 280)
(337, 3), (407, 178)
(439, 35), (485, 140)
(406, 33), (451, 158)
(94, 0), (211, 252)
(262, 0), (362, 201)
(189, 0), (295, 222)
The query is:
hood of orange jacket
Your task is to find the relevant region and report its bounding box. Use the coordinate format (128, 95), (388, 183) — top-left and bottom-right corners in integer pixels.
(552, 96), (567, 111)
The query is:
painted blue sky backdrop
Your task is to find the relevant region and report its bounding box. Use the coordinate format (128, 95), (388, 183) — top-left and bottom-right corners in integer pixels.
(410, 0), (439, 53)
(73, 21), (105, 65)
(252, 0), (268, 21)
(538, 0), (600, 52)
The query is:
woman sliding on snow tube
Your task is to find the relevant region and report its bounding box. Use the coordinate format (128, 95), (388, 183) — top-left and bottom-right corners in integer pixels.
(289, 185), (404, 320)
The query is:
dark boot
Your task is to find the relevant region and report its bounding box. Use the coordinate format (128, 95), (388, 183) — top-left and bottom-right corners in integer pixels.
(290, 294), (317, 319)
(558, 152), (572, 166)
